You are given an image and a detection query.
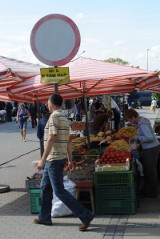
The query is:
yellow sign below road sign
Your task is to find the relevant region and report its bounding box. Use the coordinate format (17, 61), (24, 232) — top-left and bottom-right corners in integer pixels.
(40, 67), (70, 84)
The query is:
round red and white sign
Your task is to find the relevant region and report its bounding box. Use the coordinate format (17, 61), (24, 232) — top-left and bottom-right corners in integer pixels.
(30, 14), (81, 66)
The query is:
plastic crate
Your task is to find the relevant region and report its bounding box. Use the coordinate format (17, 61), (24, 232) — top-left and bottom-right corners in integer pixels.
(93, 171), (134, 186)
(95, 199), (136, 214)
(29, 189), (41, 214)
(94, 185), (136, 200)
(25, 179), (41, 189)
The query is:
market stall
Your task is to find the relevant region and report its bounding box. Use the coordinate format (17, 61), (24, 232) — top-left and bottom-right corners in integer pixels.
(25, 111), (140, 215)
(61, 125), (139, 214)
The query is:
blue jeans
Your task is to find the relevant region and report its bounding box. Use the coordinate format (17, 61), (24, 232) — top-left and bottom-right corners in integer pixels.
(19, 119), (27, 130)
(39, 159), (93, 223)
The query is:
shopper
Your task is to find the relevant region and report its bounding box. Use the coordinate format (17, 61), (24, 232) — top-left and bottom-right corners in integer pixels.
(34, 93), (94, 231)
(74, 98), (82, 121)
(29, 102), (37, 128)
(151, 98), (157, 114)
(16, 103), (30, 142)
(5, 102), (13, 122)
(125, 108), (160, 198)
(37, 105), (51, 156)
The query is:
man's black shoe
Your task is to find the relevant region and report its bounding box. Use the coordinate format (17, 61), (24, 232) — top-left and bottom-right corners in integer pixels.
(34, 218), (52, 226)
(79, 213), (95, 231)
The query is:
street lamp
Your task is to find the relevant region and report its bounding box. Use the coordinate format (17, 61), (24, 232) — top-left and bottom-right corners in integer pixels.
(147, 49), (150, 70)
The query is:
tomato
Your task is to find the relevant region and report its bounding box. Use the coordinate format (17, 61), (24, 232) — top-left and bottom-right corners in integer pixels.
(121, 151), (126, 157)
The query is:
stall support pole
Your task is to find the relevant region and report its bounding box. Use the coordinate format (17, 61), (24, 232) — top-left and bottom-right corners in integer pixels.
(36, 100), (44, 157)
(83, 94), (90, 149)
(122, 94), (125, 127)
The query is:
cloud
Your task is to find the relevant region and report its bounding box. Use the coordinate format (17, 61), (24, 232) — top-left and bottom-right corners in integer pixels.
(83, 37), (99, 44)
(136, 53), (144, 59)
(113, 41), (124, 46)
(148, 45), (160, 57)
(74, 12), (85, 22)
(99, 49), (114, 60)
(0, 33), (29, 43)
(0, 45), (40, 64)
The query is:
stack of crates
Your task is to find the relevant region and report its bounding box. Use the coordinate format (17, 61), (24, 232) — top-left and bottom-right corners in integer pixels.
(29, 189), (41, 214)
(94, 170), (136, 214)
(25, 179), (41, 214)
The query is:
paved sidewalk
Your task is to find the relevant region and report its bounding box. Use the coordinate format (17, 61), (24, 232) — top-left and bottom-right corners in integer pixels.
(0, 109), (160, 239)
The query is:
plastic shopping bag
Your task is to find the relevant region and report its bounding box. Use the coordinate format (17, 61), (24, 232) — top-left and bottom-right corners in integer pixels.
(135, 159), (144, 176)
(51, 175), (76, 217)
(150, 104), (153, 110)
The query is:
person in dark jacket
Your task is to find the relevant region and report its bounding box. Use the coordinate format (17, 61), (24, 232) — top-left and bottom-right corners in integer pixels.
(5, 102), (13, 122)
(29, 103), (37, 128)
(125, 108), (160, 198)
(111, 108), (121, 131)
(37, 106), (51, 156)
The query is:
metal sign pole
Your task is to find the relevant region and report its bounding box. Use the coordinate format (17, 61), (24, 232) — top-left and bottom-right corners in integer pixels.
(54, 83), (58, 94)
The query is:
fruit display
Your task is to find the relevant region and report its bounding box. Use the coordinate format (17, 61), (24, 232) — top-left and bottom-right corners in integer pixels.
(109, 139), (130, 151)
(86, 133), (105, 144)
(64, 159), (85, 172)
(71, 130), (116, 154)
(71, 136), (87, 152)
(96, 147), (131, 166)
(115, 126), (136, 140)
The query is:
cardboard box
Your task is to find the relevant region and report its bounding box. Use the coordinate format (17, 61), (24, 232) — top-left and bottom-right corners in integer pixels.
(95, 159), (130, 172)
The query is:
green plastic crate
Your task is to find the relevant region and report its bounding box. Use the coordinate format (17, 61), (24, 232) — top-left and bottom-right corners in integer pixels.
(94, 185), (136, 200)
(94, 171), (134, 186)
(29, 189), (41, 214)
(95, 199), (136, 214)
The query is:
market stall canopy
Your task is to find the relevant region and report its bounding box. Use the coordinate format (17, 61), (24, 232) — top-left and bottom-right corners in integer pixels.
(0, 89), (34, 103)
(0, 55), (41, 90)
(8, 57), (160, 102)
(0, 90), (11, 102)
(145, 76), (160, 93)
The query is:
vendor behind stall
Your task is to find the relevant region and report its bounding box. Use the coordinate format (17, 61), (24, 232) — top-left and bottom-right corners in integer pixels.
(89, 110), (112, 135)
(125, 108), (160, 198)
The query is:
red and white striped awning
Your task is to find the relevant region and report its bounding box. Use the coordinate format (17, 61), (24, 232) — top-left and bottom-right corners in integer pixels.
(8, 57), (160, 102)
(144, 76), (160, 93)
(0, 89), (34, 103)
(0, 55), (41, 90)
(0, 90), (11, 102)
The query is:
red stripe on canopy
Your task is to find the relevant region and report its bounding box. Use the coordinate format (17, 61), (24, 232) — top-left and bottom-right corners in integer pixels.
(8, 57), (159, 102)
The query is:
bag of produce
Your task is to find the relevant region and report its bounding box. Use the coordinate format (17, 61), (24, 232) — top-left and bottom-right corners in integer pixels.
(51, 175), (76, 217)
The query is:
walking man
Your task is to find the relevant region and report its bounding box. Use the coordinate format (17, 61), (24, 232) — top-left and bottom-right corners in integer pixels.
(34, 94), (94, 231)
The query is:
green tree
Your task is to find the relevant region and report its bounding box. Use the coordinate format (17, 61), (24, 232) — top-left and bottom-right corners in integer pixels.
(105, 57), (129, 65)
